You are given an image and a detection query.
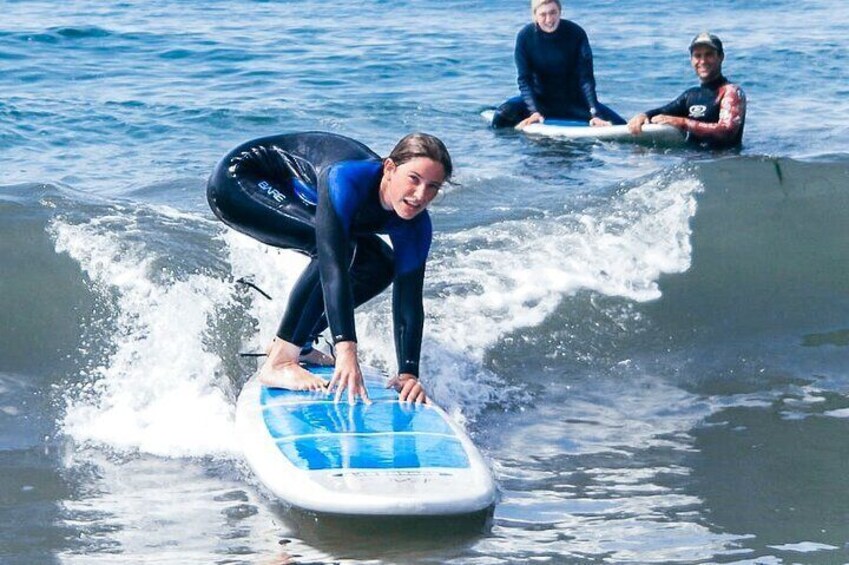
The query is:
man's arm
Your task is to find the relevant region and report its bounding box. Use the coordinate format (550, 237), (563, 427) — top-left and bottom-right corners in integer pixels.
(645, 90), (691, 120)
(629, 90), (689, 134)
(679, 84), (746, 142)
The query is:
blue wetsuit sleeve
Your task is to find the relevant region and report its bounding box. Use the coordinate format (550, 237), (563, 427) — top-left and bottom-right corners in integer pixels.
(389, 214), (431, 377)
(515, 27), (539, 114)
(646, 90), (690, 119)
(392, 264), (426, 377)
(316, 167), (358, 343)
(577, 31), (600, 116)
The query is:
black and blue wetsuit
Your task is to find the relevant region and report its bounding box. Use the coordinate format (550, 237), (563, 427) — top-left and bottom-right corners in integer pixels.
(492, 20), (624, 128)
(207, 132), (430, 376)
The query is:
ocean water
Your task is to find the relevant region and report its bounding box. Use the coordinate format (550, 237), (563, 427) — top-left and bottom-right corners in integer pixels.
(2, 0), (849, 563)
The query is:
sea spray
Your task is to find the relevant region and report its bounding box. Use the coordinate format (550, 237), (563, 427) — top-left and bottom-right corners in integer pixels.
(51, 209), (239, 457)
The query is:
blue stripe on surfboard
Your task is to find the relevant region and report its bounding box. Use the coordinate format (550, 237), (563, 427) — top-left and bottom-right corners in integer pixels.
(274, 433), (470, 470)
(540, 119), (590, 127)
(262, 401), (455, 438)
(261, 383), (398, 405)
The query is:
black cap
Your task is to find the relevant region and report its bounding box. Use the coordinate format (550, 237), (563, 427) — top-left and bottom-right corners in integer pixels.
(689, 32), (724, 55)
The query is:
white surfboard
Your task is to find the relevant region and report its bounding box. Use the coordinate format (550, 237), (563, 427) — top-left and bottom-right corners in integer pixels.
(481, 109), (685, 144)
(236, 364), (496, 516)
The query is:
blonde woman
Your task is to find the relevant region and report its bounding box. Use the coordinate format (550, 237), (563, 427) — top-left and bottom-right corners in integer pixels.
(491, 0), (624, 129)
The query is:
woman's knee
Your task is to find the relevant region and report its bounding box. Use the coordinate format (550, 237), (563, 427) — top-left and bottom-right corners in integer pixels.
(491, 96), (530, 128)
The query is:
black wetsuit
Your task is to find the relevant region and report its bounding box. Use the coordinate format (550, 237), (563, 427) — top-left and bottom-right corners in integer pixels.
(492, 20), (624, 128)
(207, 133), (430, 376)
(645, 75), (746, 149)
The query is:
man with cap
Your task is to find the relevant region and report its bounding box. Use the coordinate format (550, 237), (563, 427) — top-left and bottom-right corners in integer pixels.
(627, 32), (746, 149)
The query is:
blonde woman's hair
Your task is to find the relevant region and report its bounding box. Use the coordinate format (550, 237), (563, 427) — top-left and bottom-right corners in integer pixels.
(531, 0), (561, 16)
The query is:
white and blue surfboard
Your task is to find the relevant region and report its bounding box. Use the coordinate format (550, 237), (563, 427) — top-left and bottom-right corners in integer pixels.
(235, 365), (496, 516)
(481, 109), (685, 144)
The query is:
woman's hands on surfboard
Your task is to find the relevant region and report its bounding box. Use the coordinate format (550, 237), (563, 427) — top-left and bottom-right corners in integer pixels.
(515, 111), (544, 130)
(387, 373), (429, 405)
(328, 341), (371, 404)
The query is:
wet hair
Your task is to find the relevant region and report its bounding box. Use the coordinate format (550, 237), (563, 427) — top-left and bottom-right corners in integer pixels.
(386, 132), (453, 181)
(532, 0), (561, 15)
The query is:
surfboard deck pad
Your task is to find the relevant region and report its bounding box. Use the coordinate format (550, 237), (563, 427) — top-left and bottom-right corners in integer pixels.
(236, 365), (496, 515)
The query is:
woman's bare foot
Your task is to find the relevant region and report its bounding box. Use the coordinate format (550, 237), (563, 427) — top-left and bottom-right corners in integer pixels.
(258, 360), (327, 391)
(299, 348), (335, 366)
(266, 338), (334, 367)
(259, 338), (328, 391)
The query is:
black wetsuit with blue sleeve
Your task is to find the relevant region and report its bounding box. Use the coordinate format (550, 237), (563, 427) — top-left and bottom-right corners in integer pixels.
(315, 160), (430, 376)
(491, 20), (624, 128)
(206, 132), (430, 377)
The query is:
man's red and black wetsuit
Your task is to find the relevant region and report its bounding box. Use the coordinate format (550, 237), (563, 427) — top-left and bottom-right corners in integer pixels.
(645, 75), (746, 149)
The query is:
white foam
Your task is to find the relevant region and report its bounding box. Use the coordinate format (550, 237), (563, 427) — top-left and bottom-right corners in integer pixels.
(424, 175), (701, 356)
(767, 541), (839, 553)
(51, 214), (239, 457)
(220, 229), (310, 351)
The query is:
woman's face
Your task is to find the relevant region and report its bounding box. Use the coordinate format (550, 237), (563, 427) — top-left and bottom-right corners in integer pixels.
(534, 2), (561, 33)
(380, 157), (445, 220)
